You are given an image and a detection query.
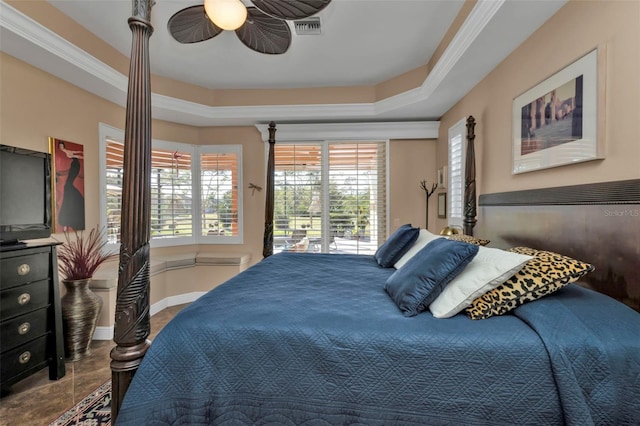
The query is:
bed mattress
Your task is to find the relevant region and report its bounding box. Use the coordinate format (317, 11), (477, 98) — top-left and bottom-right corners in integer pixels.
(117, 253), (640, 425)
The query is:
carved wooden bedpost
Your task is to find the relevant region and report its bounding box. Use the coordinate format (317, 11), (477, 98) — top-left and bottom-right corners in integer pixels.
(110, 0), (154, 420)
(463, 116), (477, 236)
(263, 122), (277, 258)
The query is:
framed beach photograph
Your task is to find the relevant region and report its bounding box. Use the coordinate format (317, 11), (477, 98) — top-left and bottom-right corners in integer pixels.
(512, 48), (605, 174)
(50, 137), (86, 232)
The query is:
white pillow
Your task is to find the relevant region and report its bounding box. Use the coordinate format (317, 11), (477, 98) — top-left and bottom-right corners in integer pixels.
(393, 229), (443, 269)
(428, 246), (532, 318)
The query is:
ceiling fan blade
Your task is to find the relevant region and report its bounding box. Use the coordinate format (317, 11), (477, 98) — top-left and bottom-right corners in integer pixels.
(235, 7), (291, 55)
(168, 5), (223, 44)
(250, 0), (331, 20)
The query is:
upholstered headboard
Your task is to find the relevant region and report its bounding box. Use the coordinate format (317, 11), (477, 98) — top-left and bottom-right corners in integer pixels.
(476, 179), (640, 312)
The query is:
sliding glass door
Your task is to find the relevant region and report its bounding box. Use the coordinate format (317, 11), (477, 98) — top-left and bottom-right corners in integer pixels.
(274, 141), (386, 255)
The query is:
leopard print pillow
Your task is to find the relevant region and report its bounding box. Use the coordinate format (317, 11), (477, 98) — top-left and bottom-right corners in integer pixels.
(465, 247), (595, 320)
(446, 234), (490, 246)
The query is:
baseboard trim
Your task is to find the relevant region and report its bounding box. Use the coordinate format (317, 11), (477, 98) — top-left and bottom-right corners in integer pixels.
(92, 291), (206, 340)
(93, 326), (114, 341)
(149, 292), (206, 317)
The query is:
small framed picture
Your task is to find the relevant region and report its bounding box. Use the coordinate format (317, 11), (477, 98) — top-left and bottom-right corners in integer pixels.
(437, 166), (447, 189)
(438, 193), (447, 219)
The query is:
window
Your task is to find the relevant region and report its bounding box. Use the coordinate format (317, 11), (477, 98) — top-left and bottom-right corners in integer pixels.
(99, 123), (242, 248)
(273, 141), (386, 254)
(199, 146), (242, 244)
(150, 141), (194, 240)
(447, 118), (466, 229)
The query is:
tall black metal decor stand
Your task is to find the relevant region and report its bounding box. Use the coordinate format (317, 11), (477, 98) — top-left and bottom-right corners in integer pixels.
(420, 180), (437, 230)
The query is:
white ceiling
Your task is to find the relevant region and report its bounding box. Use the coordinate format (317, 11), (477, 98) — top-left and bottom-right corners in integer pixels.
(0, 0), (568, 126)
(50, 0), (467, 90)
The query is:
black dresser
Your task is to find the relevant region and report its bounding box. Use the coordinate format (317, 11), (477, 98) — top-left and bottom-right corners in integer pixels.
(1, 242), (65, 395)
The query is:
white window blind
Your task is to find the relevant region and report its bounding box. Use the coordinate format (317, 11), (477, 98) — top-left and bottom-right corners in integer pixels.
(105, 140), (194, 242)
(448, 119), (466, 228)
(149, 144), (193, 240)
(274, 141), (386, 254)
(273, 143), (323, 242)
(200, 146), (242, 242)
(105, 140), (124, 244)
(102, 130), (243, 247)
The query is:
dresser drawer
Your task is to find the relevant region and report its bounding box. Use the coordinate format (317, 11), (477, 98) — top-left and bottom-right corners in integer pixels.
(0, 252), (50, 290)
(0, 280), (50, 321)
(0, 243), (65, 390)
(0, 335), (48, 386)
(1, 307), (49, 352)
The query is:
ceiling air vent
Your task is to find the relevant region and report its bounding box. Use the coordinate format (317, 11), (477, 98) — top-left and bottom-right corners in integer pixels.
(294, 17), (322, 35)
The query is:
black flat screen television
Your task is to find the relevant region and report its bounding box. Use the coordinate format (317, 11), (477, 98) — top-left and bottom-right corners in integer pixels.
(0, 144), (53, 245)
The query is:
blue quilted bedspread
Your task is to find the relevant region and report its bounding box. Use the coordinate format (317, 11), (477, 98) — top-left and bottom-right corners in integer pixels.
(117, 253), (640, 425)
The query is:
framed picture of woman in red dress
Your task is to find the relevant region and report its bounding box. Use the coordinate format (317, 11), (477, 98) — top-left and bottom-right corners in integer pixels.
(49, 137), (85, 232)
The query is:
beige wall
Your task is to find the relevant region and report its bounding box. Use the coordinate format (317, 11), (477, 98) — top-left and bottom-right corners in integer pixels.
(2, 53), (124, 229)
(0, 53), (266, 264)
(389, 139), (437, 233)
(435, 0), (640, 231)
(0, 52), (435, 266)
(6, 0), (633, 253)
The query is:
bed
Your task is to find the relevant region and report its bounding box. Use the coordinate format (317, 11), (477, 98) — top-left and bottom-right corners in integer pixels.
(115, 251), (640, 425)
(110, 1), (640, 424)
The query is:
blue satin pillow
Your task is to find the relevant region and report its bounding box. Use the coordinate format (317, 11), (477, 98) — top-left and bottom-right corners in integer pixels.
(385, 238), (479, 316)
(374, 224), (420, 268)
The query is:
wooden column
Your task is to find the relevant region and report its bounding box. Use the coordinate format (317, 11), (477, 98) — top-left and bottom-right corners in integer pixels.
(110, 0), (154, 420)
(262, 122), (277, 258)
(463, 116), (477, 236)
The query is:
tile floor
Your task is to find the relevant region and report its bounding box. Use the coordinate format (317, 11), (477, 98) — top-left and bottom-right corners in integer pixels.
(0, 304), (186, 425)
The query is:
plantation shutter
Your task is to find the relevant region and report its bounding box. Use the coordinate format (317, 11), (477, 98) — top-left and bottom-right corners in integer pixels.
(104, 140), (194, 242)
(328, 142), (386, 252)
(273, 141), (386, 255)
(105, 139), (124, 243)
(273, 143), (323, 233)
(200, 150), (240, 238)
(448, 119), (466, 228)
(149, 145), (193, 239)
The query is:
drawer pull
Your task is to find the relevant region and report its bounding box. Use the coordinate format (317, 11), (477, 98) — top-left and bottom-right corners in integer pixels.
(18, 293), (31, 305)
(18, 322), (31, 335)
(19, 351), (31, 364)
(17, 263), (31, 276)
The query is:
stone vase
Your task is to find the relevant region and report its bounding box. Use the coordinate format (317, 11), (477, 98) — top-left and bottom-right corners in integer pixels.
(61, 278), (103, 361)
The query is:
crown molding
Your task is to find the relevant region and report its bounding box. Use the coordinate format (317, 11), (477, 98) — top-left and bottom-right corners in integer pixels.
(0, 0), (502, 127)
(254, 122), (439, 142)
(418, 0), (504, 98)
(0, 1), (128, 106)
(151, 93), (377, 127)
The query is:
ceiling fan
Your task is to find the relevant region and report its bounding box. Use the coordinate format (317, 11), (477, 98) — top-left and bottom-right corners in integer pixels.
(168, 0), (331, 55)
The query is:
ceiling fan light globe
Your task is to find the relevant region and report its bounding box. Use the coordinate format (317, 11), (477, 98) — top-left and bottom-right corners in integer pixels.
(204, 0), (247, 31)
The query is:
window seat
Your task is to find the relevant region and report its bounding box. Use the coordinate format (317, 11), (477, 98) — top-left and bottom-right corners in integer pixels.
(87, 252), (251, 340)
